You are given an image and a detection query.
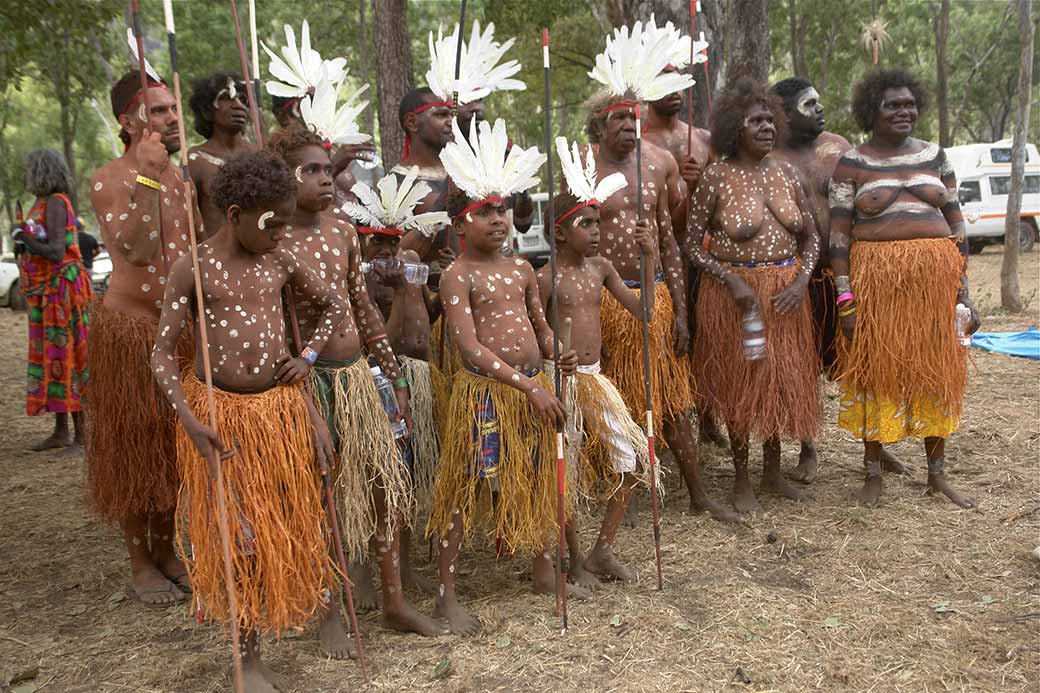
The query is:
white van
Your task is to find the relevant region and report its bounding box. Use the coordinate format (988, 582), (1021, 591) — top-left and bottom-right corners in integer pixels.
(947, 140), (1040, 253)
(510, 192), (551, 267)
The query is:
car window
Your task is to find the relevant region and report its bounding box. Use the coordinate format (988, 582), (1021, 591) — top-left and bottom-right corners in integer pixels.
(959, 180), (982, 204)
(1027, 175), (1040, 194)
(991, 148), (1030, 164)
(990, 175), (1040, 196)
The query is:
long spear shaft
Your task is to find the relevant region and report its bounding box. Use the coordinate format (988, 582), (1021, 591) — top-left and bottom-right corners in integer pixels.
(248, 0), (261, 100)
(228, 0), (265, 145)
(161, 3), (244, 691)
(635, 105), (665, 591)
(687, 0), (696, 156)
(542, 27), (568, 631)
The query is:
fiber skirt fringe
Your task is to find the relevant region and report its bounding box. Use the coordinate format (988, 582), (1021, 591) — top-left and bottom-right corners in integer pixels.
(310, 358), (413, 560)
(694, 262), (821, 441)
(836, 238), (966, 442)
(400, 355), (447, 511)
(176, 373), (328, 634)
(85, 302), (189, 523)
(427, 369), (562, 554)
(601, 282), (695, 422)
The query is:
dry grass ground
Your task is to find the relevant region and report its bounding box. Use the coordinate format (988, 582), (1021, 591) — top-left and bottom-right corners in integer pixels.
(0, 247), (1037, 692)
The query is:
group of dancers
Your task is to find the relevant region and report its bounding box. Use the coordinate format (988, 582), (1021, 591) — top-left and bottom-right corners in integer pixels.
(67, 12), (979, 692)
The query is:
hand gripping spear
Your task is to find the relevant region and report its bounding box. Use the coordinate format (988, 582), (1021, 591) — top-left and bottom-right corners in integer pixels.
(634, 103), (665, 591)
(160, 2), (244, 690)
(226, 0), (369, 676)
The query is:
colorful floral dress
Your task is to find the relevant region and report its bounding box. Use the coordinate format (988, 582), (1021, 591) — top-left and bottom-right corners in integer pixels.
(19, 193), (92, 415)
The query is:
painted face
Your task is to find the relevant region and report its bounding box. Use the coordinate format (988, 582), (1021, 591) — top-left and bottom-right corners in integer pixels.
(409, 98), (453, 149)
(789, 86), (824, 136)
(602, 104), (638, 153)
(650, 66), (684, 116)
(738, 102), (776, 159)
(213, 79), (249, 134)
(562, 205), (601, 257)
(364, 232), (400, 261)
(456, 100), (485, 137)
(875, 86), (917, 138)
(121, 85), (181, 153)
(291, 144), (334, 213)
(457, 198), (508, 253)
(231, 195), (296, 254)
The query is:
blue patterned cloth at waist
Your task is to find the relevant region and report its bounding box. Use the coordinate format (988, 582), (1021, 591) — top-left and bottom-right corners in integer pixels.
(622, 271), (665, 289)
(728, 257), (795, 269)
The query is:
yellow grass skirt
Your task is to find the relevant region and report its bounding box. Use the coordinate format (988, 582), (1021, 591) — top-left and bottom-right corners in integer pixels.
(693, 262), (821, 441)
(601, 282), (695, 422)
(836, 238), (965, 443)
(399, 355), (448, 511)
(309, 357), (413, 559)
(427, 369), (563, 554)
(176, 373), (328, 633)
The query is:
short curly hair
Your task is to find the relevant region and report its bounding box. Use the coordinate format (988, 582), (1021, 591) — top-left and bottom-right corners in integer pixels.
(584, 90), (636, 145)
(210, 151), (295, 214)
(189, 71), (244, 139)
(266, 122), (325, 165)
(24, 149), (73, 197)
(850, 68), (929, 133)
(709, 77), (787, 159)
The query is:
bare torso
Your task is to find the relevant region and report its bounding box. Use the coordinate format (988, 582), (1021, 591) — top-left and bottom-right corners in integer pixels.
(188, 140), (258, 239)
(367, 275), (432, 360)
(537, 258), (611, 365)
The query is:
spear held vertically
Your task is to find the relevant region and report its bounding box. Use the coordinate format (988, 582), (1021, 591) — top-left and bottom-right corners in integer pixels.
(228, 0), (265, 145)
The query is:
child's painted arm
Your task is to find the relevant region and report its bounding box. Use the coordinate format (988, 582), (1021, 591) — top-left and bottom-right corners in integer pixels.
(603, 257), (652, 321)
(343, 227), (402, 381)
(525, 262), (557, 360)
(535, 265), (552, 315)
(284, 248), (350, 363)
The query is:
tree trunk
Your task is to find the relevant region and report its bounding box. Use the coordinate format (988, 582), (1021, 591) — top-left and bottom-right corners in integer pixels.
(713, 0), (770, 88)
(1001, 0), (1034, 313)
(930, 0), (951, 147)
(58, 27), (78, 211)
(371, 0), (414, 169)
(787, 0), (808, 77)
(359, 0), (374, 136)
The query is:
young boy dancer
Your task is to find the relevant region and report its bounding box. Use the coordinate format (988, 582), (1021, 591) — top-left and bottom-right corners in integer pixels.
(267, 117), (445, 641)
(428, 118), (577, 635)
(536, 138), (656, 585)
(151, 151), (345, 691)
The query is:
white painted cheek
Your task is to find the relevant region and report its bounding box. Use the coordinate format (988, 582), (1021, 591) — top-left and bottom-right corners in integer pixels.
(258, 211), (274, 230)
(465, 213), (474, 223)
(294, 166), (303, 183)
(138, 104), (147, 122)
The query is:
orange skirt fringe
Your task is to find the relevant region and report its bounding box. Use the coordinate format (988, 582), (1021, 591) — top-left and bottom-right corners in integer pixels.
(693, 263), (821, 441)
(176, 372), (328, 634)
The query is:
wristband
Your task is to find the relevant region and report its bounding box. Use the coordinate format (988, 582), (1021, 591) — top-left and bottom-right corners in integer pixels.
(135, 174), (161, 191)
(838, 307), (857, 318)
(393, 377), (409, 389)
(836, 292), (855, 304)
(300, 346), (318, 364)
(364, 332), (388, 345)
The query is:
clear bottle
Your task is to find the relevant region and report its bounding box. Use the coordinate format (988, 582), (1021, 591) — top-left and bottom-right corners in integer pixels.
(360, 258), (429, 286)
(370, 364), (407, 439)
(24, 218), (47, 241)
(742, 304), (767, 361)
(955, 303), (972, 347)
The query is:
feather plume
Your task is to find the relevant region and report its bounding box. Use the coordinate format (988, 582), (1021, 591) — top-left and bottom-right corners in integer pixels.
(299, 71), (371, 147)
(589, 19), (697, 101)
(426, 21), (525, 103)
(440, 118), (545, 202)
(555, 137), (627, 205)
(342, 167), (450, 238)
(262, 20), (348, 99)
(860, 18), (891, 54)
(641, 14), (709, 69)
(126, 28), (161, 83)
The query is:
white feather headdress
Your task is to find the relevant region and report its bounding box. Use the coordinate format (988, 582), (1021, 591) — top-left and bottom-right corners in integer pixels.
(262, 20), (348, 99)
(440, 118), (545, 205)
(126, 28), (162, 84)
(426, 21), (525, 104)
(299, 71), (371, 147)
(641, 14), (709, 70)
(589, 19), (697, 101)
(341, 167), (451, 238)
(555, 137), (627, 213)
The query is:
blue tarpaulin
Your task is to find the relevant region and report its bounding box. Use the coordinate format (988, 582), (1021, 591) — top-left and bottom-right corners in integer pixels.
(971, 327), (1040, 360)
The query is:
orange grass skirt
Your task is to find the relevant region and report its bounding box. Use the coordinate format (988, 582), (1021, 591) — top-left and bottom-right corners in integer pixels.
(85, 303), (190, 523)
(693, 262), (821, 441)
(176, 372), (328, 634)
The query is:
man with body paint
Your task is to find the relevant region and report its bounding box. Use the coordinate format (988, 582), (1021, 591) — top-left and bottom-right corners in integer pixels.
(187, 72), (258, 238)
(86, 70), (201, 607)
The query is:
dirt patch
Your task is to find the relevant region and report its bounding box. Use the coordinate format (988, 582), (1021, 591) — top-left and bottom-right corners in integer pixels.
(0, 249), (1037, 692)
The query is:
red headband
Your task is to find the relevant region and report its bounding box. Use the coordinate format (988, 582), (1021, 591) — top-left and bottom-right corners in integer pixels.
(600, 100), (640, 118)
(401, 99), (453, 159)
(555, 199), (599, 226)
(119, 80), (169, 118)
(358, 226), (404, 236)
(453, 196), (504, 222)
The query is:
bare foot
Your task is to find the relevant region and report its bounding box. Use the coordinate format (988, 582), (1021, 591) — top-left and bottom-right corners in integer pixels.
(732, 479), (763, 515)
(623, 493), (640, 529)
(855, 474), (884, 506)
(584, 547), (635, 583)
(318, 605), (356, 660)
(348, 562), (378, 612)
(240, 658), (287, 693)
(690, 494), (744, 524)
(927, 473), (976, 509)
(881, 448), (910, 475)
(156, 554), (192, 594)
(129, 565), (185, 608)
(384, 602), (449, 636)
(31, 432), (71, 451)
(789, 442), (818, 484)
(760, 472), (806, 502)
(568, 562), (603, 591)
(401, 565), (435, 595)
(699, 418), (729, 448)
(433, 597), (481, 636)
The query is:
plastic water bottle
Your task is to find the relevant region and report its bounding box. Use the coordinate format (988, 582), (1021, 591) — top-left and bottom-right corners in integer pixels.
(370, 365), (407, 439)
(955, 303), (972, 347)
(24, 219), (47, 240)
(360, 258), (429, 286)
(742, 305), (767, 360)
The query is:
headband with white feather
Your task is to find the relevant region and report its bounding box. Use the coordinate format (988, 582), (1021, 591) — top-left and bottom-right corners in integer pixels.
(122, 28), (167, 118)
(554, 137), (627, 226)
(589, 18), (697, 105)
(425, 20), (526, 107)
(262, 20), (348, 112)
(440, 118), (545, 221)
(641, 13), (709, 71)
(298, 71), (371, 150)
(341, 167), (451, 238)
